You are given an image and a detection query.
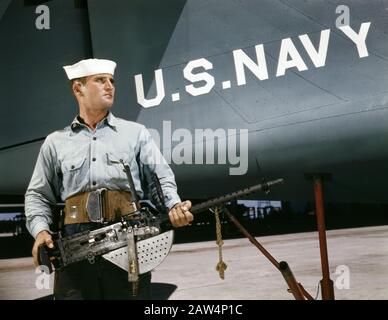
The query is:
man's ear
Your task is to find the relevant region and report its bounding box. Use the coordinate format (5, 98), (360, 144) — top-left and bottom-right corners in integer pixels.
(72, 80), (84, 96)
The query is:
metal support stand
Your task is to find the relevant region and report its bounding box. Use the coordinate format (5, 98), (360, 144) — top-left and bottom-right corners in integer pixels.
(224, 207), (313, 300)
(312, 176), (335, 300)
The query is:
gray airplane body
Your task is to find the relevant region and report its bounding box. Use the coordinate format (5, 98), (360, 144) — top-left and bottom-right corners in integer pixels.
(1, 0), (388, 206)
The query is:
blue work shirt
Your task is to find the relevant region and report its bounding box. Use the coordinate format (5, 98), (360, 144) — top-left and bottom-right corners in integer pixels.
(25, 112), (181, 238)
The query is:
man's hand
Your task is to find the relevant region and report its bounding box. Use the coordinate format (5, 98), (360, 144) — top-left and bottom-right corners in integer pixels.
(169, 200), (194, 228)
(32, 230), (53, 267)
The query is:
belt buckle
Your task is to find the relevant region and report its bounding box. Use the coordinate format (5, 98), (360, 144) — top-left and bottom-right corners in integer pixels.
(86, 188), (107, 223)
(129, 202), (138, 213)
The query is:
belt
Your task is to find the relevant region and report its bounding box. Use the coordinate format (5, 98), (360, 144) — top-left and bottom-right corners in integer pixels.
(64, 189), (139, 225)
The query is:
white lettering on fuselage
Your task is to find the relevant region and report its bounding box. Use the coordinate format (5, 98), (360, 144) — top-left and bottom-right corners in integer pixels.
(134, 22), (371, 108)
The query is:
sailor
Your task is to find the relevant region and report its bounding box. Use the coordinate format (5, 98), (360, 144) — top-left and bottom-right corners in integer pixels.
(25, 58), (193, 299)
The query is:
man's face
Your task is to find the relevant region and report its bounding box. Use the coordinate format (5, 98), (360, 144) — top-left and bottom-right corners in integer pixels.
(79, 73), (115, 110)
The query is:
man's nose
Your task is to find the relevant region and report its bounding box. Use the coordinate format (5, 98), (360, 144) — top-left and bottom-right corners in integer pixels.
(105, 79), (114, 90)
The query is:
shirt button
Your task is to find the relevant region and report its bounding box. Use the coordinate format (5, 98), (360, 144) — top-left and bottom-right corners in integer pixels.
(92, 181), (96, 186)
(71, 165), (75, 169)
(92, 158), (96, 162)
(93, 137), (97, 141)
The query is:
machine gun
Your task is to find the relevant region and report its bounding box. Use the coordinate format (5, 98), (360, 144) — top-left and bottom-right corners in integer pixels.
(38, 164), (176, 289)
(38, 167), (284, 288)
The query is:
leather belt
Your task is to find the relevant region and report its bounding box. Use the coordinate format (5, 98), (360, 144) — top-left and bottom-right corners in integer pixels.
(64, 189), (139, 225)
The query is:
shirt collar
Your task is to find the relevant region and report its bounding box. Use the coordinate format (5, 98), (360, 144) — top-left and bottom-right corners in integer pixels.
(105, 112), (118, 128)
(70, 111), (117, 131)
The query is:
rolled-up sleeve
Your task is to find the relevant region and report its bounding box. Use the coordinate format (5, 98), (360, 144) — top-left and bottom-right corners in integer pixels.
(138, 126), (181, 210)
(25, 137), (60, 238)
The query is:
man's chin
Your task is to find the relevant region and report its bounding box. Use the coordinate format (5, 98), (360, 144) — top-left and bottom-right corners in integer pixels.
(102, 102), (114, 109)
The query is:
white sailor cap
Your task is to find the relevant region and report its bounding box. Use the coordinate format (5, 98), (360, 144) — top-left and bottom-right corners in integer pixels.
(63, 58), (117, 80)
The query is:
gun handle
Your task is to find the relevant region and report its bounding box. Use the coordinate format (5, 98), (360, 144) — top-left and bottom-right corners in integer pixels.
(159, 214), (173, 231)
(37, 245), (53, 274)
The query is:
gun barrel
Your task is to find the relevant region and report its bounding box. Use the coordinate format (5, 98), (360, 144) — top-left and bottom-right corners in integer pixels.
(190, 178), (284, 214)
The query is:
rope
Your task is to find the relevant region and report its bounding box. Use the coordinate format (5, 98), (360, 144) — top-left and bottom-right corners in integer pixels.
(214, 207), (227, 279)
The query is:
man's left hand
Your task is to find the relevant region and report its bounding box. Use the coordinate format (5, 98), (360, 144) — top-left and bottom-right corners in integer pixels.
(169, 200), (194, 228)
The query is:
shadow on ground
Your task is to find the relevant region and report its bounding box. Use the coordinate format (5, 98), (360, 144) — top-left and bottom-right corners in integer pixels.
(35, 282), (177, 300)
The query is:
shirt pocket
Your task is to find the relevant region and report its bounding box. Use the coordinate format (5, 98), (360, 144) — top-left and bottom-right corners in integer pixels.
(61, 156), (87, 188)
(106, 152), (134, 181)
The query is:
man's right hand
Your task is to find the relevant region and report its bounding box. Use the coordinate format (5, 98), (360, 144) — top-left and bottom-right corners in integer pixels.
(32, 230), (53, 267)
